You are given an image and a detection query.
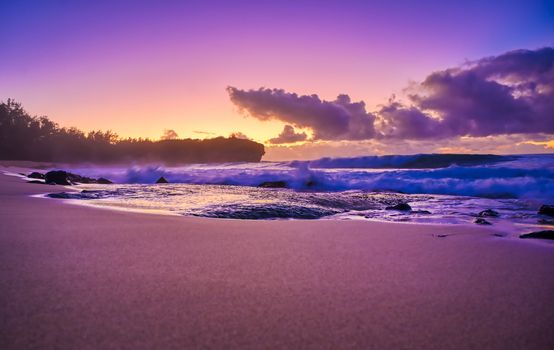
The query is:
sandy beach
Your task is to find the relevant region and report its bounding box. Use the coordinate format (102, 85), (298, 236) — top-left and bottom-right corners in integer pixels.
(1, 167), (553, 349)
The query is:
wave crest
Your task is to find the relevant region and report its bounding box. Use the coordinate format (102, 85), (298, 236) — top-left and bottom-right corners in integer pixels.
(60, 154), (554, 200)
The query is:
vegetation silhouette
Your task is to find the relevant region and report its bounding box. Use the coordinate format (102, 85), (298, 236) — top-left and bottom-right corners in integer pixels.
(0, 99), (265, 164)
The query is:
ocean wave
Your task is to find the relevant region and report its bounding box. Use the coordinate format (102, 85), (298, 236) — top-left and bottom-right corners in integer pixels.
(289, 153), (518, 169)
(60, 154), (554, 200)
(42, 154), (553, 224)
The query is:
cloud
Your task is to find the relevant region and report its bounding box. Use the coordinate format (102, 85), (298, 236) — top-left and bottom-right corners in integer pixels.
(522, 139), (554, 149)
(264, 135), (554, 161)
(161, 129), (179, 140)
(228, 47), (554, 142)
(405, 47), (554, 137)
(193, 130), (215, 135)
(376, 102), (446, 139)
(471, 47), (554, 86)
(227, 87), (376, 141)
(268, 125), (307, 144)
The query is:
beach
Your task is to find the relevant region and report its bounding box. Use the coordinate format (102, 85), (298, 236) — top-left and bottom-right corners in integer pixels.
(1, 167), (553, 349)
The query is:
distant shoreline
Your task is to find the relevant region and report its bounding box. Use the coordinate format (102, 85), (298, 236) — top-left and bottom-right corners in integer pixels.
(3, 159), (554, 234)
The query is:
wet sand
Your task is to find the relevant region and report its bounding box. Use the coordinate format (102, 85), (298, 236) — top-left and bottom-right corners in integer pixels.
(1, 168), (553, 349)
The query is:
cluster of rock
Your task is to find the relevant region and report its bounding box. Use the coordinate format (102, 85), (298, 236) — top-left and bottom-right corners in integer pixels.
(474, 218), (492, 225)
(468, 204), (554, 240)
(27, 171), (173, 185)
(521, 205), (554, 239)
(27, 170), (113, 185)
(381, 202), (554, 241)
(473, 209), (499, 225)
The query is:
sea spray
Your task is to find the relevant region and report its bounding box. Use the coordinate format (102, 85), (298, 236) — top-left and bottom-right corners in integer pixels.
(59, 154), (554, 200)
(46, 153), (552, 224)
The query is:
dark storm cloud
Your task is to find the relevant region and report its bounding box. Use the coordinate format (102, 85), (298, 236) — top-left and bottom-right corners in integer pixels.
(268, 125), (308, 144)
(376, 102), (447, 139)
(472, 47), (554, 84)
(409, 47), (554, 136)
(227, 87), (376, 141)
(228, 47), (554, 141)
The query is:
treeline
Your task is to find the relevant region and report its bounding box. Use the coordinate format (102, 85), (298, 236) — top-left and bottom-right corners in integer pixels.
(0, 99), (265, 163)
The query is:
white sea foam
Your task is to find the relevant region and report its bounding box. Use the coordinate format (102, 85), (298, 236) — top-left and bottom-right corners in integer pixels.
(63, 154), (554, 200)
(41, 154), (554, 227)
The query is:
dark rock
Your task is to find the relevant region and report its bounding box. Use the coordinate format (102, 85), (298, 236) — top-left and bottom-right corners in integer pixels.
(305, 180), (317, 187)
(67, 173), (96, 184)
(97, 177), (113, 184)
(412, 210), (431, 214)
(28, 172), (45, 179)
(519, 230), (554, 240)
(385, 203), (412, 211)
(538, 204), (554, 217)
(538, 218), (554, 225)
(474, 218), (492, 225)
(478, 209), (499, 217)
(493, 233), (505, 237)
(27, 180), (45, 184)
(258, 181), (287, 188)
(156, 176), (169, 184)
(44, 170), (101, 185)
(43, 170), (114, 185)
(434, 234), (448, 238)
(47, 192), (72, 199)
(44, 171), (72, 185)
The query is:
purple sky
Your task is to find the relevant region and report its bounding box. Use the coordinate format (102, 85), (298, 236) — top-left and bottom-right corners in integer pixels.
(1, 0), (553, 159)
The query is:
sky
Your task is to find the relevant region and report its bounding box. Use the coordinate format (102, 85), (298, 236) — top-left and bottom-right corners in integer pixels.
(1, 0), (553, 160)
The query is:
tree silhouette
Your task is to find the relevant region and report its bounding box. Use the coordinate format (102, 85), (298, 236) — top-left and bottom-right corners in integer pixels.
(0, 100), (265, 163)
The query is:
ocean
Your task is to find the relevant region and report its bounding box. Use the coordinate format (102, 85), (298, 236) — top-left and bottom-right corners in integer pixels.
(44, 153), (554, 230)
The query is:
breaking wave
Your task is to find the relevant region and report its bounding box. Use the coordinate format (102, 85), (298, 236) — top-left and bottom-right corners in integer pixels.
(63, 154), (554, 200)
(41, 154), (553, 224)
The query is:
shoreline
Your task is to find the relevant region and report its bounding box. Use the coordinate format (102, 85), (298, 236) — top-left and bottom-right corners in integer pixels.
(1, 165), (554, 349)
(6, 168), (553, 245)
